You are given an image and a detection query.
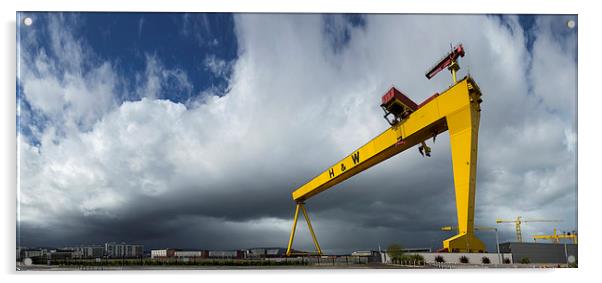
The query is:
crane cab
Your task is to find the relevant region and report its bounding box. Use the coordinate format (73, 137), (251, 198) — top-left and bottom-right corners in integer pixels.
(381, 87), (418, 125)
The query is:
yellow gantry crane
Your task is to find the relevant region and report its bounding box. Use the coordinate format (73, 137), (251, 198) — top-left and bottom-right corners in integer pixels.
(533, 228), (578, 244)
(286, 44), (486, 255)
(496, 216), (561, 242)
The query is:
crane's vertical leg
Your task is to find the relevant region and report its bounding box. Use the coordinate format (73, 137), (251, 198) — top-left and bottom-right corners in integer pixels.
(300, 204), (323, 256)
(286, 203), (301, 256)
(443, 82), (485, 253)
(516, 223), (522, 242)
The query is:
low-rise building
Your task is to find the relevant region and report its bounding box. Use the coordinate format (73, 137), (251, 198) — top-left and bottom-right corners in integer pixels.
(208, 250), (243, 259)
(48, 249), (80, 261)
(174, 250), (207, 258)
(499, 242), (577, 264)
(22, 249), (45, 259)
(246, 247), (287, 258)
(151, 249), (176, 259)
(351, 250), (383, 262)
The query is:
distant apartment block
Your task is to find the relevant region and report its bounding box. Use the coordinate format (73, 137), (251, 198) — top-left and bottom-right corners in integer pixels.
(105, 242), (144, 258)
(64, 245), (105, 258)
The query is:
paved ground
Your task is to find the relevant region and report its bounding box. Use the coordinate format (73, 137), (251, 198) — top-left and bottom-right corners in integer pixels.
(17, 263), (421, 271)
(17, 262), (569, 271)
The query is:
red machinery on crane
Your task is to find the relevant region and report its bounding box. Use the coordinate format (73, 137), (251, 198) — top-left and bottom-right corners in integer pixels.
(380, 44), (466, 125)
(380, 44), (469, 158)
(426, 44), (465, 80)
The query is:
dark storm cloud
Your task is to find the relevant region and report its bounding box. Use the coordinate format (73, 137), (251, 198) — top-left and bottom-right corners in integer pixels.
(18, 14), (577, 253)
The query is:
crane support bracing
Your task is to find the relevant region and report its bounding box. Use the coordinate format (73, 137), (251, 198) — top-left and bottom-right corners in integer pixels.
(286, 75), (485, 255)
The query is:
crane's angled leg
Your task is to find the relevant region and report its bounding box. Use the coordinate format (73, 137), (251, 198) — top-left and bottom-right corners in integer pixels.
(443, 81), (486, 253)
(286, 203), (302, 256)
(300, 204), (323, 256)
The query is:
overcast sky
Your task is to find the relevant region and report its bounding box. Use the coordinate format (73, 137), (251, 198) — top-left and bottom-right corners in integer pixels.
(16, 13), (577, 254)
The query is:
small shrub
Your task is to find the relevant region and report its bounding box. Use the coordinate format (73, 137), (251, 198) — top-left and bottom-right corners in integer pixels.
(408, 254), (425, 266)
(503, 258), (511, 264)
(399, 255), (411, 265)
(435, 255), (445, 263)
(520, 257), (530, 264)
(481, 257), (490, 264)
(459, 256), (469, 264)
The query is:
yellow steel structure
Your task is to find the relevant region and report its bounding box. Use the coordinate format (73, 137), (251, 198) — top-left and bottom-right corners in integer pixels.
(286, 203), (323, 255)
(533, 228), (578, 244)
(286, 71), (486, 255)
(496, 216), (561, 242)
(441, 225), (496, 232)
(441, 225), (502, 261)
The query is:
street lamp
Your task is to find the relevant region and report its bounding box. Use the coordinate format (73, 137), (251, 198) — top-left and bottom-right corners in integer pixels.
(562, 231), (569, 265)
(493, 228), (501, 264)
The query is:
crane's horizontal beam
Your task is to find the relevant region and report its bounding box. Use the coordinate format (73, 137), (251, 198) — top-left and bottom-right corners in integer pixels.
(292, 77), (481, 202)
(496, 219), (561, 223)
(442, 226), (497, 232)
(533, 235), (570, 240)
(522, 220), (562, 223)
(292, 120), (445, 201)
(496, 220), (516, 223)
(533, 235), (577, 240)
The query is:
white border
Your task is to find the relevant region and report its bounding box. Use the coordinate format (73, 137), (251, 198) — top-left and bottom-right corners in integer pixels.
(1, 0), (598, 282)
(4, 0), (580, 14)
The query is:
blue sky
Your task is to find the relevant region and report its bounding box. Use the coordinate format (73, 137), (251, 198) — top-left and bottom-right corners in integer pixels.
(16, 13), (575, 113)
(23, 13), (237, 101)
(17, 13), (576, 107)
(17, 13), (577, 253)
(17, 13), (371, 145)
(18, 13), (238, 146)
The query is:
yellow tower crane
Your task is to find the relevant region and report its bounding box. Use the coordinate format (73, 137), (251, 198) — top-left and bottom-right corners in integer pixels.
(495, 216), (561, 242)
(533, 228), (578, 244)
(441, 225), (496, 232)
(286, 44), (486, 255)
